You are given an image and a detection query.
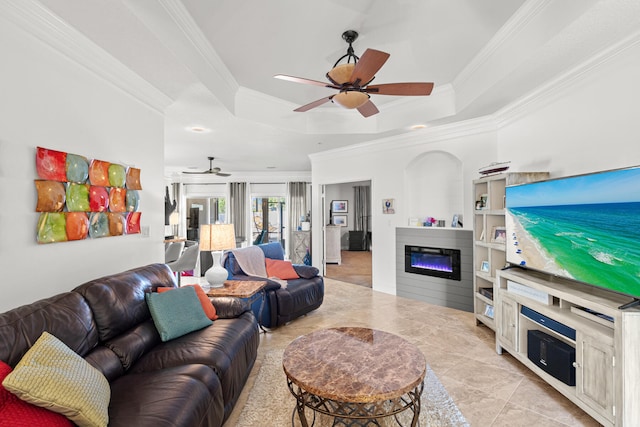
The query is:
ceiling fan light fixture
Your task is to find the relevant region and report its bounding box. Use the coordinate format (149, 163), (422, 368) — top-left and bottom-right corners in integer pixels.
(332, 91), (369, 109)
(327, 63), (355, 85)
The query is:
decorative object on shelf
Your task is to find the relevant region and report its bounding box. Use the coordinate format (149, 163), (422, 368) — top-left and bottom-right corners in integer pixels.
(423, 217), (437, 227)
(200, 223), (236, 288)
(164, 186), (176, 225)
(332, 215), (347, 226)
(491, 226), (506, 243)
(34, 147), (142, 243)
(331, 200), (348, 213)
(382, 198), (395, 214)
(481, 261), (490, 273)
(451, 214), (463, 228)
(478, 161), (510, 176)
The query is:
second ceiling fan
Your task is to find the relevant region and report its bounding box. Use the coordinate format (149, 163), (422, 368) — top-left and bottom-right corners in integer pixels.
(274, 30), (434, 117)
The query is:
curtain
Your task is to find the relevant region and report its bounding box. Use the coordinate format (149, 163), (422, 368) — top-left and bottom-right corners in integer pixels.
(354, 185), (371, 250)
(229, 182), (247, 243)
(288, 182), (309, 244)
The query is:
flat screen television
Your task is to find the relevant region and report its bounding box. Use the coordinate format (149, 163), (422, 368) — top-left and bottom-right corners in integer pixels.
(505, 166), (640, 308)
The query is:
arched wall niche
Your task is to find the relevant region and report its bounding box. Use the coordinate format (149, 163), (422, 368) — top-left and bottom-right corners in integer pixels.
(406, 151), (464, 226)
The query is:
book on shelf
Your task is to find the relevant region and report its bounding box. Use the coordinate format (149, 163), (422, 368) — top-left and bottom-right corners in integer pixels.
(479, 287), (494, 300)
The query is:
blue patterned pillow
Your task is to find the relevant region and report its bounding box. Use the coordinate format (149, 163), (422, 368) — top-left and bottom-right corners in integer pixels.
(146, 286), (212, 342)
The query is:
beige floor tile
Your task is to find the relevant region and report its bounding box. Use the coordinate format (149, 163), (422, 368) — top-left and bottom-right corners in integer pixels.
(225, 279), (602, 427)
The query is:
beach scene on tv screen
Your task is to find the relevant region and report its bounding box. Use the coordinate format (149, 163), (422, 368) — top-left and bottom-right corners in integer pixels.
(505, 167), (640, 297)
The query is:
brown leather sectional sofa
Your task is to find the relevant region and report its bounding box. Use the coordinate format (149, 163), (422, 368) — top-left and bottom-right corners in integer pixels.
(0, 263), (259, 426)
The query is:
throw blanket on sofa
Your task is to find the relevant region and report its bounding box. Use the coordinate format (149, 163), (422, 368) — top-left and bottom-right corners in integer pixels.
(231, 246), (267, 277)
(231, 246), (288, 288)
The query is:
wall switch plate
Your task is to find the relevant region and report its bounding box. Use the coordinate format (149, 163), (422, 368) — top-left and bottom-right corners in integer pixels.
(141, 226), (150, 237)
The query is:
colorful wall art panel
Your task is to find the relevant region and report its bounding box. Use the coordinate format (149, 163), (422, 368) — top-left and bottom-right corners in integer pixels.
(35, 147), (142, 244)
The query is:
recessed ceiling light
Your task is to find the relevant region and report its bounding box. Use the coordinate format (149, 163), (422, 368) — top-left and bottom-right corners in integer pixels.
(266, 166), (276, 169)
(410, 124), (427, 130)
(187, 126), (210, 133)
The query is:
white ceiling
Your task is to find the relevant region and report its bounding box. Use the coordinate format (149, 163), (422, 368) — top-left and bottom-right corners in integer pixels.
(33, 0), (640, 177)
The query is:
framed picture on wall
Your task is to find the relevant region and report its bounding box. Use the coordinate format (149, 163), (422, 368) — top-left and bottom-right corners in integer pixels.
(331, 200), (348, 213)
(382, 199), (395, 214)
(332, 215), (347, 226)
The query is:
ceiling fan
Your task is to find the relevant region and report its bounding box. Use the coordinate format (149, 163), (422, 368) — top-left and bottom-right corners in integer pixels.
(274, 30), (434, 117)
(182, 156), (231, 176)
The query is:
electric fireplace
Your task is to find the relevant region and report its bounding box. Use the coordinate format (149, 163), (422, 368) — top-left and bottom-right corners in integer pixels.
(404, 245), (461, 281)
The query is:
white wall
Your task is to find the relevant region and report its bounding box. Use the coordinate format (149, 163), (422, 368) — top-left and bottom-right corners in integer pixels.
(311, 129), (497, 295)
(498, 40), (640, 177)
(0, 12), (166, 311)
(311, 36), (640, 296)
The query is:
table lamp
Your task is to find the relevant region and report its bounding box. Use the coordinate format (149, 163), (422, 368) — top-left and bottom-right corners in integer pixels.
(199, 223), (236, 288)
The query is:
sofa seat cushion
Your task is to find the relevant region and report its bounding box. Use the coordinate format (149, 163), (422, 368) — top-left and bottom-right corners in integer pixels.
(129, 312), (259, 419)
(108, 364), (224, 427)
(274, 276), (324, 326)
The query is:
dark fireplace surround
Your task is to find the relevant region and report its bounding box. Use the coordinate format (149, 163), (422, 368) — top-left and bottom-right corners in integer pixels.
(404, 245), (461, 281)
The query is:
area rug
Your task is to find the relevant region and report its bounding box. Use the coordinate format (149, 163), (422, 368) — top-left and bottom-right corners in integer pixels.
(235, 350), (469, 427)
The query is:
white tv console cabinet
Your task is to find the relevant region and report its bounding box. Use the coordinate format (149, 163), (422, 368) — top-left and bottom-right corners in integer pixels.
(495, 268), (640, 426)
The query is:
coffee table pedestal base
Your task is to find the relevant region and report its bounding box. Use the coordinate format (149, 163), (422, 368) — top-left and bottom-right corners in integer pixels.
(287, 378), (424, 427)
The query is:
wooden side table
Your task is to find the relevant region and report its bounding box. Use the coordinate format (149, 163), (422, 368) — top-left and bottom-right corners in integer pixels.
(206, 280), (267, 332)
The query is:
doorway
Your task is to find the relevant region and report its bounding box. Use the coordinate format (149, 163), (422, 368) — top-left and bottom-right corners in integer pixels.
(251, 196), (285, 246)
(323, 180), (372, 287)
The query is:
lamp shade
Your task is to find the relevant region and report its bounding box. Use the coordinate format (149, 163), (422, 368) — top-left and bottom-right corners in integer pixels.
(332, 91), (369, 109)
(199, 223), (236, 251)
(169, 212), (179, 226)
(327, 63), (355, 85)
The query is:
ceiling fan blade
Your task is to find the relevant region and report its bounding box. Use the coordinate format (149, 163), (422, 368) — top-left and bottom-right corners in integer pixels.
(215, 172), (231, 177)
(357, 100), (379, 117)
(365, 82), (434, 96)
(182, 170), (210, 174)
(350, 49), (390, 86)
(274, 74), (339, 89)
(294, 96), (333, 112)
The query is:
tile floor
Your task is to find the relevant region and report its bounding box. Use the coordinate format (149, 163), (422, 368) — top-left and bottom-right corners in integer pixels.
(224, 278), (601, 427)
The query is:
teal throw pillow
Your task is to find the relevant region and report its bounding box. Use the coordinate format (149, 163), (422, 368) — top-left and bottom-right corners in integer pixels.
(146, 286), (213, 342)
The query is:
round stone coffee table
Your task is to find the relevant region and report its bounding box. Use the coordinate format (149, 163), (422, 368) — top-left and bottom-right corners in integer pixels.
(283, 327), (426, 426)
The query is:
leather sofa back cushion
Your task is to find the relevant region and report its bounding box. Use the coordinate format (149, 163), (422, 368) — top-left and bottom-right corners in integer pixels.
(0, 292), (98, 366)
(104, 320), (160, 371)
(74, 264), (175, 341)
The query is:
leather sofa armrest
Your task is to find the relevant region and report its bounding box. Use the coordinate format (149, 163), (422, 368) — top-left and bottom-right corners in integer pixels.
(209, 297), (250, 319)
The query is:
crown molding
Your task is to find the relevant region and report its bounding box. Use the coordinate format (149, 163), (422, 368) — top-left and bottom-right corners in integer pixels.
(0, 0), (173, 114)
(454, 0), (553, 89)
(495, 29), (640, 128)
(309, 115), (497, 160)
(157, 0), (238, 96)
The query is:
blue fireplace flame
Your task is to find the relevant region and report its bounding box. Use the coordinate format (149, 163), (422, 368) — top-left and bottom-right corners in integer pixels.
(410, 253), (453, 272)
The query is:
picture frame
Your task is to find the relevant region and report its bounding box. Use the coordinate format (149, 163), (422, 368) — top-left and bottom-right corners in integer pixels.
(332, 215), (347, 226)
(481, 261), (490, 272)
(382, 198), (395, 214)
(491, 226), (506, 243)
(331, 200), (348, 213)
